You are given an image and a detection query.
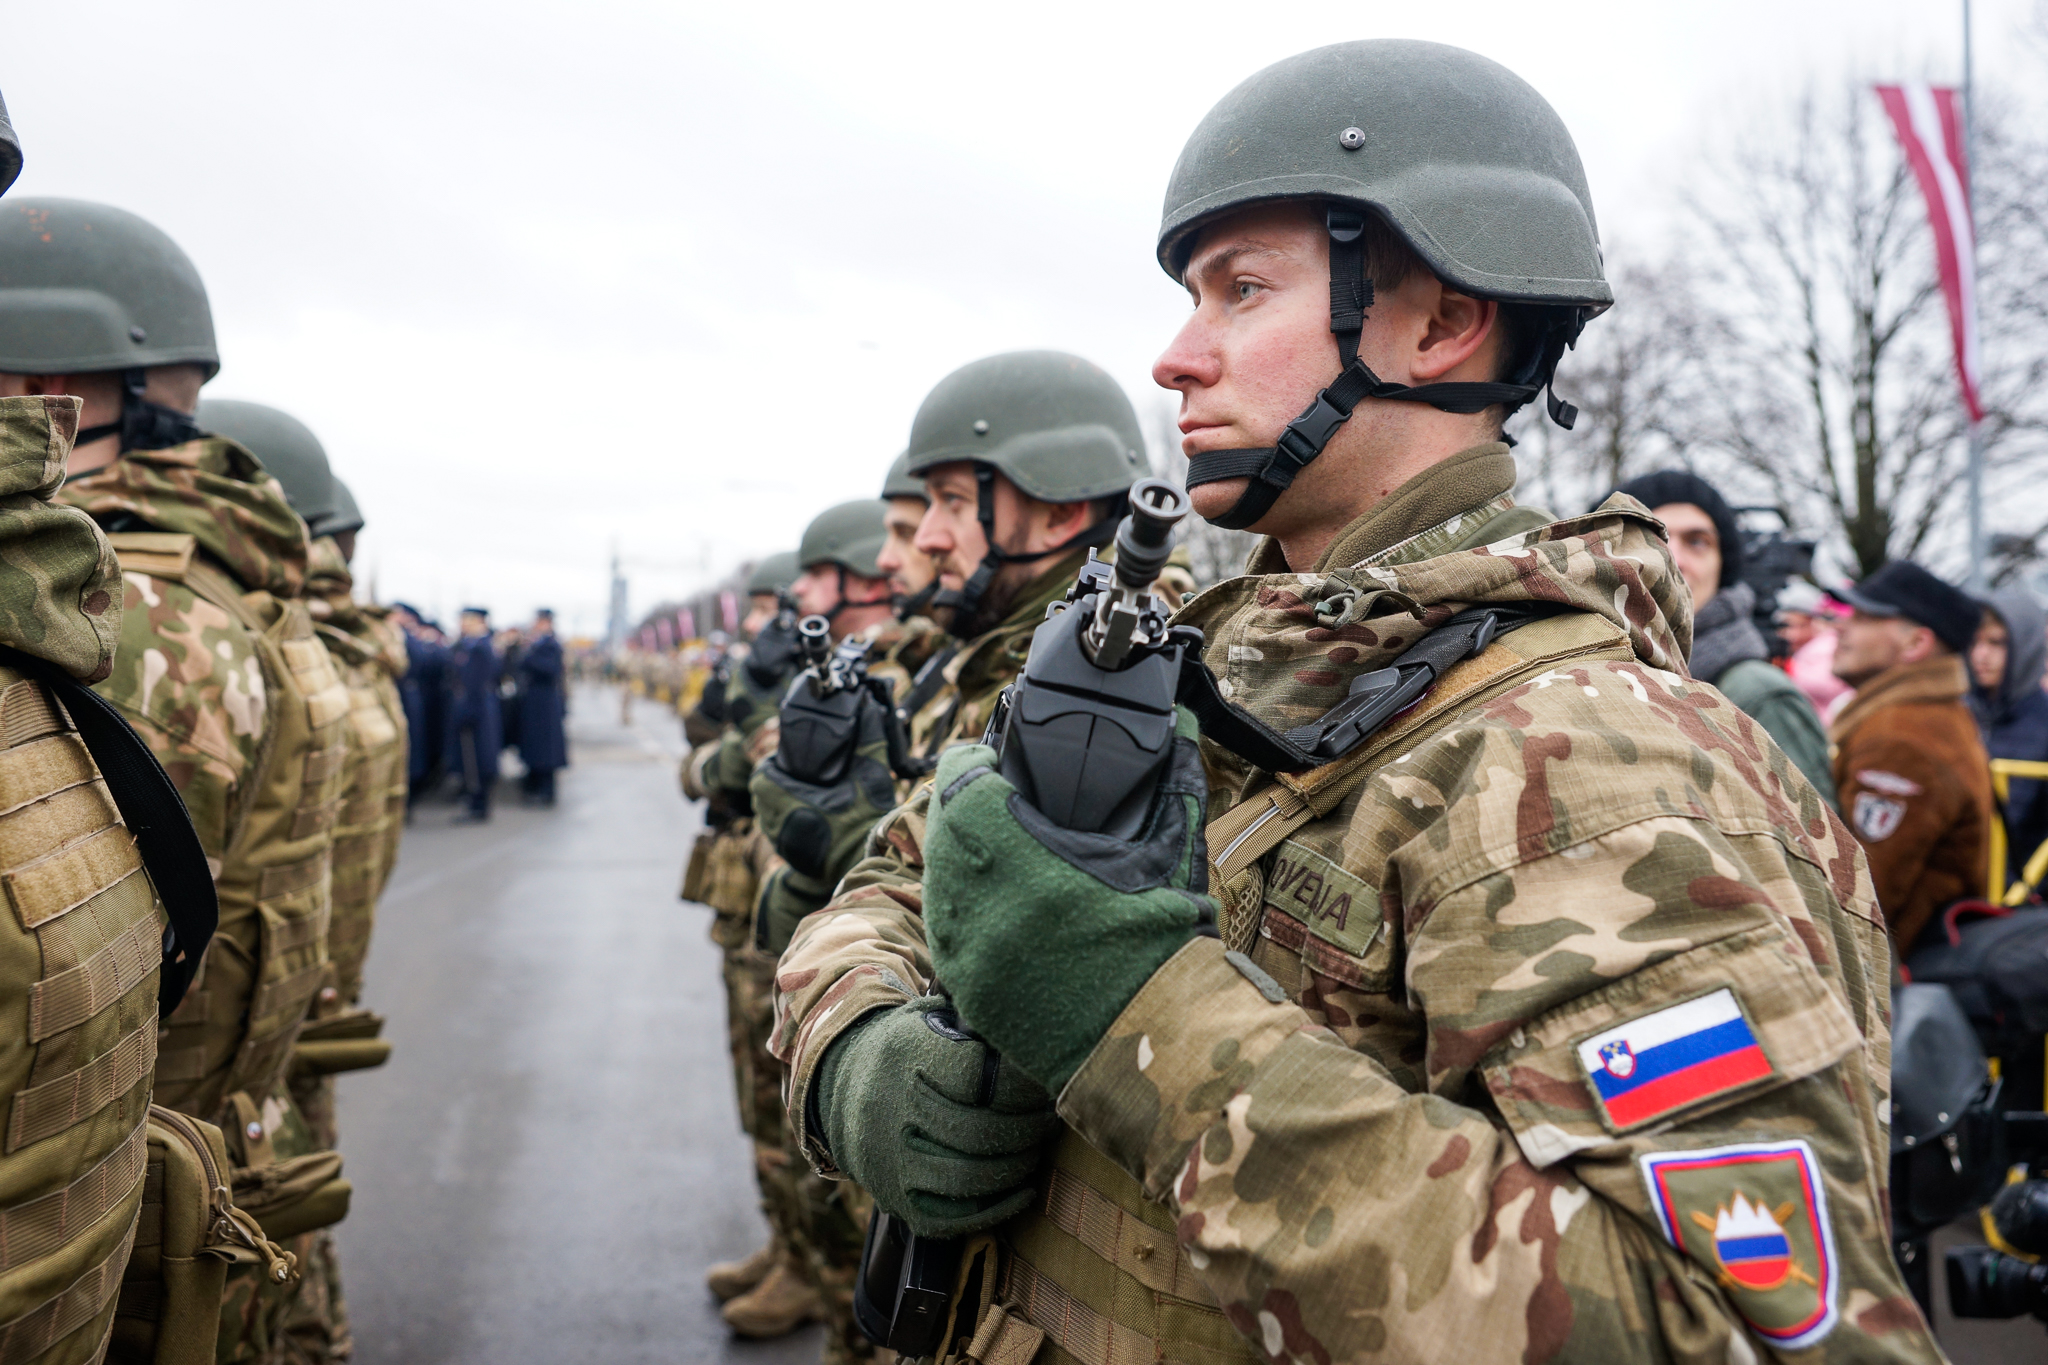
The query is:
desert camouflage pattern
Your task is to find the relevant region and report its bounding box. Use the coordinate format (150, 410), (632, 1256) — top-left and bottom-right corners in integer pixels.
(0, 397), (167, 1364)
(774, 481), (1936, 1364)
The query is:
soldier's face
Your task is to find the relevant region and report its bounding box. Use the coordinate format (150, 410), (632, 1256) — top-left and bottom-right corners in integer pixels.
(1154, 203), (1502, 546)
(741, 594), (778, 637)
(915, 465), (1089, 599)
(878, 497), (937, 596)
(1653, 503), (1722, 611)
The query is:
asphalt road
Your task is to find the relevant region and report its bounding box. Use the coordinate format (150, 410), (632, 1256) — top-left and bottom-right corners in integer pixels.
(333, 684), (820, 1365)
(324, 683), (2042, 1363)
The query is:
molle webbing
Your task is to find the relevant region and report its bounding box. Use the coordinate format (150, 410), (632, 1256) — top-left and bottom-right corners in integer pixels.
(0, 1119), (147, 1273)
(28, 911), (160, 1042)
(156, 559), (348, 1117)
(0, 1218), (135, 1362)
(997, 1133), (1255, 1365)
(7, 1021), (155, 1152)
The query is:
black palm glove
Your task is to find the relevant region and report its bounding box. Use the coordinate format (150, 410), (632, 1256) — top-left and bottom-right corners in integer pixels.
(814, 996), (1059, 1239)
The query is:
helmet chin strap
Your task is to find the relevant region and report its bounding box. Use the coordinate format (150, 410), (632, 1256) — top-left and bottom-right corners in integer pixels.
(72, 368), (207, 457)
(893, 579), (939, 622)
(929, 465), (1120, 625)
(1183, 207), (1585, 532)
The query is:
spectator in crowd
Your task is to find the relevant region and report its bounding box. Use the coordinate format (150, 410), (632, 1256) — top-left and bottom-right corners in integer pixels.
(1969, 588), (2048, 892)
(1830, 560), (1993, 948)
(1611, 470), (1834, 803)
(1775, 579), (1853, 720)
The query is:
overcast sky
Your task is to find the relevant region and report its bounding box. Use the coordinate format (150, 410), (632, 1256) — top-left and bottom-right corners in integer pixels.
(4, 0), (2038, 635)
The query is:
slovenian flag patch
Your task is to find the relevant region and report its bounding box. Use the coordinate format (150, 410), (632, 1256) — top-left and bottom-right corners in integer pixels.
(1575, 988), (1772, 1129)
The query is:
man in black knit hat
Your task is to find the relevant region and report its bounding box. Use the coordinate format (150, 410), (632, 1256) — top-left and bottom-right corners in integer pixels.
(1612, 470), (1834, 803)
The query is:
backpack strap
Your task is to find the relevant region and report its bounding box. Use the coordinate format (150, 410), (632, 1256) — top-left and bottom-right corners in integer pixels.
(0, 644), (218, 1015)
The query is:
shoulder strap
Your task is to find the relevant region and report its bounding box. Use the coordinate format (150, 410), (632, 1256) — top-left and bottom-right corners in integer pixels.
(1204, 608), (1630, 887)
(0, 645), (219, 1015)
(1179, 603), (1560, 774)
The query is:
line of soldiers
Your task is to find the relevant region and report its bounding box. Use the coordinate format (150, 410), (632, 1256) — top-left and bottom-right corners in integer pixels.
(680, 40), (1952, 1365)
(386, 605), (568, 822)
(0, 93), (410, 1363)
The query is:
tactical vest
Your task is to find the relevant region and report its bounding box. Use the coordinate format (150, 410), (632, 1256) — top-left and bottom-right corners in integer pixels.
(0, 665), (165, 1363)
(957, 612), (1627, 1365)
(111, 536), (352, 1125)
(312, 629), (406, 1008)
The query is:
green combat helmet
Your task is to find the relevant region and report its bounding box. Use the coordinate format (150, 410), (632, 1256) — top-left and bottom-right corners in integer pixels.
(0, 88), (21, 199)
(904, 350), (1146, 619)
(1159, 40), (1612, 528)
(881, 449), (926, 504)
(196, 398), (336, 526)
(0, 198), (219, 453)
(746, 549), (801, 598)
(798, 499), (889, 607)
(312, 477), (364, 541)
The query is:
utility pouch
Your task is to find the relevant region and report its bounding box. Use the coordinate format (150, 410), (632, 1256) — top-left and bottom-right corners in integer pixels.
(107, 1105), (294, 1365)
(223, 1093), (352, 1242)
(288, 1009), (390, 1079)
(682, 830), (715, 902)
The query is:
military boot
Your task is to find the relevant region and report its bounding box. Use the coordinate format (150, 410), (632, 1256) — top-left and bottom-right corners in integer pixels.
(720, 1247), (824, 1337)
(705, 1236), (780, 1303)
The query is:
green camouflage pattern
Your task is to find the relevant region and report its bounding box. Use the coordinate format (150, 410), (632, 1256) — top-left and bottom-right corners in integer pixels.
(305, 535), (408, 1005)
(773, 489), (1934, 1364)
(0, 396), (123, 681)
(59, 436), (305, 601)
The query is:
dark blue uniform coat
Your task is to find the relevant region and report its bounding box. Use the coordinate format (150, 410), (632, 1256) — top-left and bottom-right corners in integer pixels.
(516, 634), (568, 774)
(449, 633), (502, 788)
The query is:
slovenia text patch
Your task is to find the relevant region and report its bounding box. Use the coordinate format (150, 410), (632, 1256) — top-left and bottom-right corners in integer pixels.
(1575, 988), (1772, 1129)
(1640, 1140), (1839, 1349)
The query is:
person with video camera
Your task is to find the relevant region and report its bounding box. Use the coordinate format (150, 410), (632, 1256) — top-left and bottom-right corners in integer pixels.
(772, 41), (1935, 1365)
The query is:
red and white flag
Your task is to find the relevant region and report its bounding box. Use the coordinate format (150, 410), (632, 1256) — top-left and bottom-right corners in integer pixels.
(1875, 83), (1982, 422)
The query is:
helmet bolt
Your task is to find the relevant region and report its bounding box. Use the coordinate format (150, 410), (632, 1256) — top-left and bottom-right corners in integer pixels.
(1337, 127), (1366, 151)
(972, 419), (990, 435)
(128, 325), (147, 343)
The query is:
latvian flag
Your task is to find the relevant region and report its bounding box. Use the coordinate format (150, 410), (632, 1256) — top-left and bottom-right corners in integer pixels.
(1576, 988), (1773, 1129)
(1875, 83), (1981, 423)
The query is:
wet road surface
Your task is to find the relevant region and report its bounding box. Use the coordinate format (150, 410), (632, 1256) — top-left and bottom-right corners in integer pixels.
(334, 684), (820, 1365)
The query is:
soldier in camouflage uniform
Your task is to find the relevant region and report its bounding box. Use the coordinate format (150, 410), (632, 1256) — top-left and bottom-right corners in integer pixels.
(682, 552), (825, 1331)
(0, 101), (244, 1365)
(0, 199), (354, 1365)
(775, 43), (1939, 1365)
(196, 404), (407, 1365)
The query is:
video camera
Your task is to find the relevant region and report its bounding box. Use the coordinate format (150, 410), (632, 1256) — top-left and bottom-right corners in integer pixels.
(1731, 506), (1816, 658)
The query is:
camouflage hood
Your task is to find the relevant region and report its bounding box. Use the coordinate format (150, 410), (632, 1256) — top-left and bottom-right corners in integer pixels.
(0, 397), (124, 681)
(306, 535), (363, 635)
(1178, 492), (1692, 748)
(59, 435), (308, 600)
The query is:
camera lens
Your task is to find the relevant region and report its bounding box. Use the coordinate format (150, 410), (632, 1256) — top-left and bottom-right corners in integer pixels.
(1947, 1245), (2048, 1321)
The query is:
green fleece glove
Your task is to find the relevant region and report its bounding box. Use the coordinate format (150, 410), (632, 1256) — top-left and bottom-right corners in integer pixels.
(815, 995), (1060, 1239)
(922, 708), (1213, 1094)
(750, 739), (897, 895)
(754, 863), (830, 956)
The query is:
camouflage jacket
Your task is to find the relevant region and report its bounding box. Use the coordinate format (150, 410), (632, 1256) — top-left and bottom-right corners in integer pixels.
(774, 453), (1932, 1364)
(59, 439), (351, 1122)
(57, 439), (307, 859)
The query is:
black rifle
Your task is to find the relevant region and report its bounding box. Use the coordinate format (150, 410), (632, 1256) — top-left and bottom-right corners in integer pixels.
(855, 481), (1191, 1358)
(777, 615), (932, 786)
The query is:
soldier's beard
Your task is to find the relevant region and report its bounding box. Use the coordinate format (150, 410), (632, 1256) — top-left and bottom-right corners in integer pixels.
(937, 567), (1029, 641)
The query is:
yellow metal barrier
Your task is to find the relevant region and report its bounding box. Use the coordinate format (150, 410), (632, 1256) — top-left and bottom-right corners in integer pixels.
(1988, 758), (2048, 904)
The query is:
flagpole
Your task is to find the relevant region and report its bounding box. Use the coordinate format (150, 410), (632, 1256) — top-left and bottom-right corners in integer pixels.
(1963, 0), (1986, 592)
